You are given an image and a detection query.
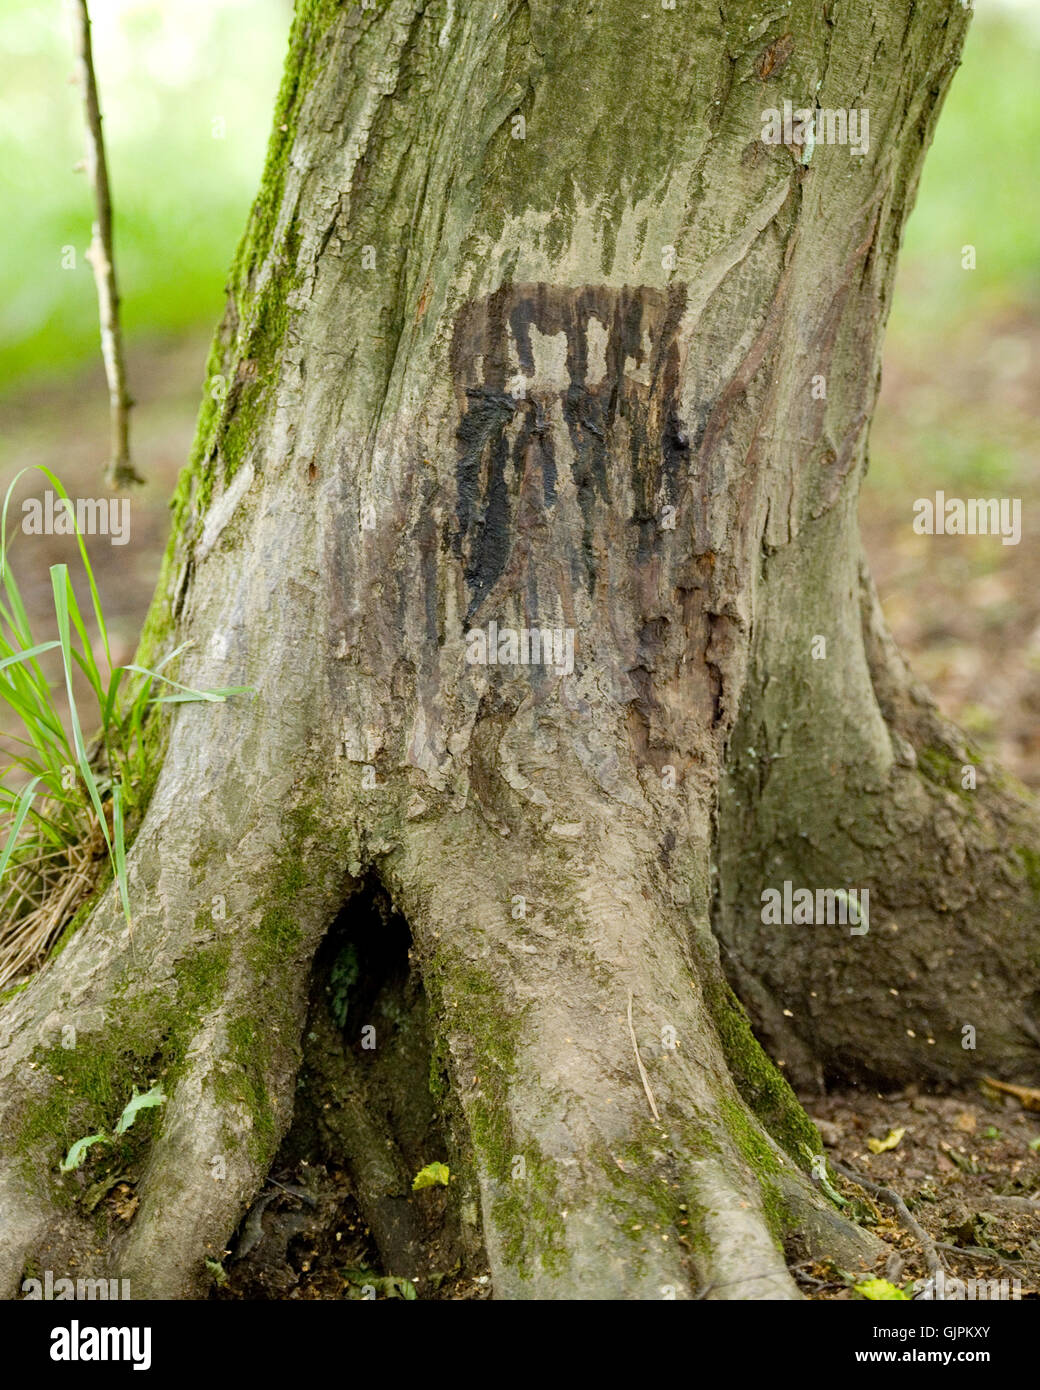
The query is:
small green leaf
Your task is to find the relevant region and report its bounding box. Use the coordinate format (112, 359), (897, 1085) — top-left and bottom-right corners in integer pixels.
(61, 1133), (108, 1173)
(114, 1083), (165, 1135)
(341, 1269), (418, 1300)
(854, 1278), (911, 1301)
(1028, 1136), (1040, 1152)
(412, 1161), (450, 1191)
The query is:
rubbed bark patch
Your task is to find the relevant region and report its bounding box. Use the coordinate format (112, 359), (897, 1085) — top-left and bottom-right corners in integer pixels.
(451, 283), (689, 610)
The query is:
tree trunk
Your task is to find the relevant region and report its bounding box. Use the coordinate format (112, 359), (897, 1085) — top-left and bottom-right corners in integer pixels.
(2, 0), (1034, 1300)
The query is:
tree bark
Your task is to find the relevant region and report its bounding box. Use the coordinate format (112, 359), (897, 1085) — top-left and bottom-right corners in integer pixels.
(3, 0), (1033, 1301)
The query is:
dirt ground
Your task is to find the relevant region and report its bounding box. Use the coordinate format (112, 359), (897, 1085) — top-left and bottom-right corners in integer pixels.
(210, 1161), (491, 1302)
(799, 1084), (1040, 1299)
(205, 1086), (1038, 1301)
(1, 323), (1037, 1299)
(862, 302), (1040, 789)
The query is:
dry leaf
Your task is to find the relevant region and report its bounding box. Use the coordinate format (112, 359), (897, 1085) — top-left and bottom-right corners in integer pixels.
(867, 1127), (906, 1154)
(982, 1078), (1040, 1113)
(113, 1184), (139, 1221)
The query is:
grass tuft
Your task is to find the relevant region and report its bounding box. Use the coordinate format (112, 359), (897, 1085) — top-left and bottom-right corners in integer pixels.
(0, 466), (251, 992)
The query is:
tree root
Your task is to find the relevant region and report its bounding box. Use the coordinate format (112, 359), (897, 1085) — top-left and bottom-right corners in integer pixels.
(829, 1159), (944, 1282)
(0, 717), (903, 1301)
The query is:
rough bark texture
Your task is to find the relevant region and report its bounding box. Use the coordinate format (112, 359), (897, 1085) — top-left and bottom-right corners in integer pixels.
(2, 0), (1034, 1301)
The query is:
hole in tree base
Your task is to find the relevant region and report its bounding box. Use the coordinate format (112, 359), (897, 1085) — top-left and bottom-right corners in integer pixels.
(216, 876), (489, 1300)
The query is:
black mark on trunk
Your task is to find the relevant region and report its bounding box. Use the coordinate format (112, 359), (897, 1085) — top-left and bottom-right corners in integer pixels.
(451, 282), (688, 615)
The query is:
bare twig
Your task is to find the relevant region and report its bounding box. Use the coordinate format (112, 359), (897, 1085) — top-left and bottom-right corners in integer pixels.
(266, 1176), (318, 1208)
(72, 0), (141, 489)
(829, 1158), (944, 1281)
(627, 990), (660, 1123)
(789, 1262), (843, 1292)
(933, 1241), (1032, 1274)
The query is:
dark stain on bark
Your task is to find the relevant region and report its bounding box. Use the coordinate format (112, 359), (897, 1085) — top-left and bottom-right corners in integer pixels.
(450, 282), (688, 615)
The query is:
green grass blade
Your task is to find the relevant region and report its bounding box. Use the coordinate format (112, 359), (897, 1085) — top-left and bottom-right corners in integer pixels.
(0, 640), (60, 674)
(67, 601), (106, 707)
(51, 567), (111, 834)
(2, 465), (113, 670)
(0, 775), (44, 883)
(122, 664), (254, 704)
(155, 687), (254, 704)
(0, 565), (36, 647)
(111, 784), (131, 926)
(51, 565), (132, 926)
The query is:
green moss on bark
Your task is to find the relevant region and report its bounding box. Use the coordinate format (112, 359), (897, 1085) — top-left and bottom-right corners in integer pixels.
(14, 940), (232, 1184)
(247, 857), (306, 974)
(918, 745), (977, 800)
(599, 1122), (702, 1259)
(1015, 845), (1040, 897)
(702, 967), (821, 1166)
(487, 1143), (568, 1278)
(217, 1015), (279, 1166)
(418, 951), (569, 1276)
(166, 0), (342, 541)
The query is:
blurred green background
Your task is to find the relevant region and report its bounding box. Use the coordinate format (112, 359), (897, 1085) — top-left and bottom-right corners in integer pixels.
(0, 0), (289, 388)
(0, 0), (1037, 778)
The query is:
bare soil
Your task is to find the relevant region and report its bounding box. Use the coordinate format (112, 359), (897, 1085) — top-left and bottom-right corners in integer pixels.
(796, 1084), (1040, 1299)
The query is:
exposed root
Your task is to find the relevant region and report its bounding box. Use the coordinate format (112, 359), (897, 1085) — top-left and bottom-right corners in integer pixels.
(0, 771), (916, 1302)
(830, 1158), (944, 1282)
